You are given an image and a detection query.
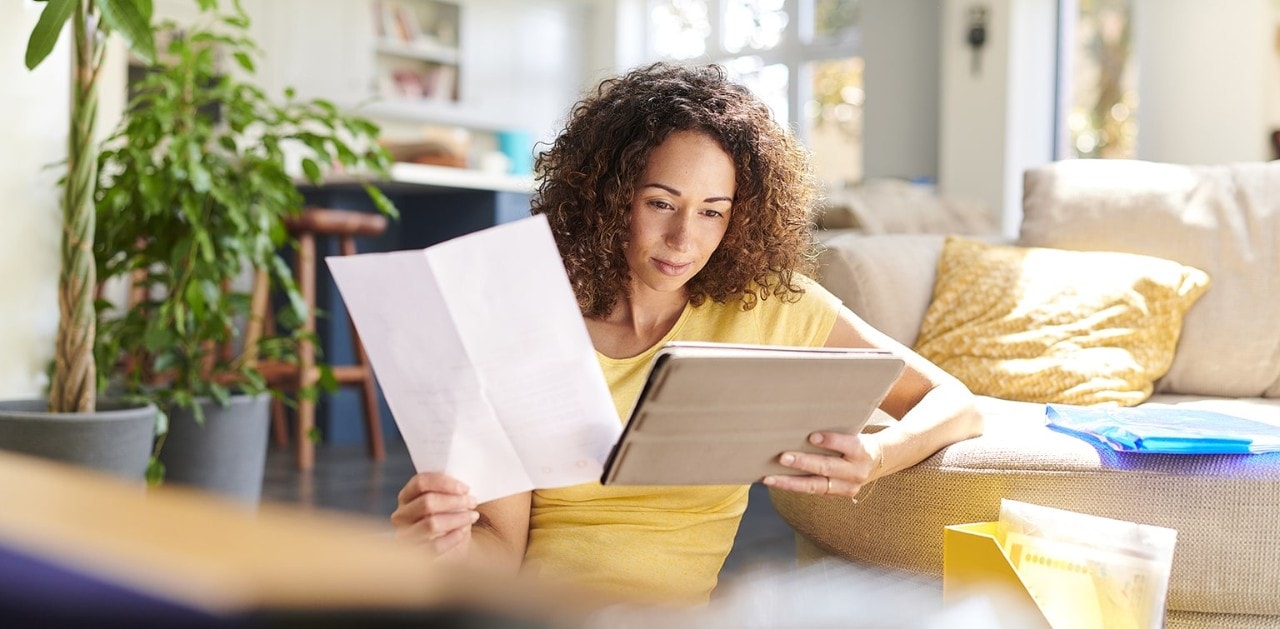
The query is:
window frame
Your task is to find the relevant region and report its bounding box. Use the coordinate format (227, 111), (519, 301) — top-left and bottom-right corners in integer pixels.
(641, 0), (864, 145)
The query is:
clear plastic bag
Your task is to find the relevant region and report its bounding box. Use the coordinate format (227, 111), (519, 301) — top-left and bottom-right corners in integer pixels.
(998, 500), (1178, 629)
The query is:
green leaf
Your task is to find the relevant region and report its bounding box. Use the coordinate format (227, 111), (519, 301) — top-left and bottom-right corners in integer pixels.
(349, 118), (380, 137)
(143, 320), (171, 352)
(96, 0), (157, 65)
(201, 279), (221, 309)
(24, 0), (75, 70)
(191, 398), (206, 426)
(362, 184), (399, 220)
(152, 351), (177, 374)
(222, 13), (249, 29)
(300, 157), (322, 183)
(189, 160), (211, 193)
(270, 255), (308, 319)
(209, 382), (231, 407)
(317, 364), (337, 392)
(312, 99), (337, 116)
(232, 51), (254, 73)
(154, 406), (169, 437)
(185, 280), (207, 316)
(172, 300), (187, 336)
(145, 457), (166, 486)
(195, 227), (216, 264)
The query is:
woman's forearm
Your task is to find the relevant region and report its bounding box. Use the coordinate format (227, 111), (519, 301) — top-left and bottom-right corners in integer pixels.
(463, 492), (532, 573)
(868, 382), (982, 479)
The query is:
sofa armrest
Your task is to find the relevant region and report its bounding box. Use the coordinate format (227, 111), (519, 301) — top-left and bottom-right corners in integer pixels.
(816, 233), (947, 347)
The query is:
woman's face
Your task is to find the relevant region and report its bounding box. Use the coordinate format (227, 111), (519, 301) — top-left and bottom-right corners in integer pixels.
(624, 130), (736, 299)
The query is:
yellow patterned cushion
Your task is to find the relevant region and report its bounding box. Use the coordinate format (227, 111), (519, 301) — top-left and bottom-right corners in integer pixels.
(914, 236), (1211, 406)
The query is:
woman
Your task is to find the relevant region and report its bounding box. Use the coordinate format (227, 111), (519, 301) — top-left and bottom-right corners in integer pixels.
(392, 63), (981, 605)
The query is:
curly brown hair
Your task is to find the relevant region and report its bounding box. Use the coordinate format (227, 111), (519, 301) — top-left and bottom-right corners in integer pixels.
(531, 62), (821, 319)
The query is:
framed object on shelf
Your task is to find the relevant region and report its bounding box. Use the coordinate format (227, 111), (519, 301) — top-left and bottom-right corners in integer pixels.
(371, 0), (460, 104)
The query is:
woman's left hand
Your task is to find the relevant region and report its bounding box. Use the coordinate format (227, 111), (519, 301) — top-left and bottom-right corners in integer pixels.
(763, 431), (882, 500)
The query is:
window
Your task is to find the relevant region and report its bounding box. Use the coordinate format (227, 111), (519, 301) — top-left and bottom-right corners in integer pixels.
(1061, 0), (1137, 159)
(645, 0), (865, 189)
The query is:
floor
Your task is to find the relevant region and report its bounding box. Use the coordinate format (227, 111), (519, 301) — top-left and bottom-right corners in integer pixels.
(259, 436), (799, 582)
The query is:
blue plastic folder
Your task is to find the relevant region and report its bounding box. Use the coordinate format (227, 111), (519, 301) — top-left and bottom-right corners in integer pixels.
(1045, 404), (1280, 454)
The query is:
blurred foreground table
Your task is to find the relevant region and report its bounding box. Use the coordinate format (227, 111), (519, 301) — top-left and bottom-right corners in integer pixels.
(0, 451), (606, 627)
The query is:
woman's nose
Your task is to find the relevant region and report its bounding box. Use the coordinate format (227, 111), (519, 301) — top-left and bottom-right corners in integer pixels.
(665, 214), (692, 250)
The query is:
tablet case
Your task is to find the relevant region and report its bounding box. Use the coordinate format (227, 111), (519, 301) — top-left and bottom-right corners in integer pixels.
(600, 342), (905, 486)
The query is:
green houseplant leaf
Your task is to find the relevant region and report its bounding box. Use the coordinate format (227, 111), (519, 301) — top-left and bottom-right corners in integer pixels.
(96, 0), (157, 65)
(24, 0), (76, 70)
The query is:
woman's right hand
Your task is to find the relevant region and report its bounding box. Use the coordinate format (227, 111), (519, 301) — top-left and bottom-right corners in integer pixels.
(391, 472), (480, 558)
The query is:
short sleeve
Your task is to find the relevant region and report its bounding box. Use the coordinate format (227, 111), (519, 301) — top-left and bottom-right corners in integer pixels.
(748, 274), (842, 348)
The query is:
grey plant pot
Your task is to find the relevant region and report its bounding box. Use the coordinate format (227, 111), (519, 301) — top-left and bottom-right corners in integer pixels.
(159, 393), (270, 505)
(0, 399), (157, 480)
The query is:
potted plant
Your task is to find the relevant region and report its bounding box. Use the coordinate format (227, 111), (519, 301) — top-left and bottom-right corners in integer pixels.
(92, 0), (396, 501)
(0, 0), (160, 479)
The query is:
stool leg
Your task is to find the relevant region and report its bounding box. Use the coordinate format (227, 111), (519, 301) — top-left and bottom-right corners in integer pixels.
(296, 232), (317, 471)
(354, 340), (384, 461)
(261, 301), (290, 448)
(341, 236), (385, 461)
(270, 397), (289, 448)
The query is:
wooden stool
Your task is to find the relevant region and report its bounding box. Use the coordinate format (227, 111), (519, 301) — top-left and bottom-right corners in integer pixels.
(259, 208), (389, 471)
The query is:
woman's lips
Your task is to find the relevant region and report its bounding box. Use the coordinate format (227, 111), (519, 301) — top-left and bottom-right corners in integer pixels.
(653, 258), (692, 276)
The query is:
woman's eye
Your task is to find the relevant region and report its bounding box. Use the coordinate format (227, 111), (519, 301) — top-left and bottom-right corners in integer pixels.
(650, 199), (674, 211)
(702, 209), (725, 218)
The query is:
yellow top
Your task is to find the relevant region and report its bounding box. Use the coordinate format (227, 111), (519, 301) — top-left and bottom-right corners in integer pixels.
(524, 276), (842, 605)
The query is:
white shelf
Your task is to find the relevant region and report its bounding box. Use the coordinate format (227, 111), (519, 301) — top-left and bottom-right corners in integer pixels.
(388, 162), (534, 194)
(355, 100), (513, 133)
(319, 162), (533, 195)
(374, 39), (459, 64)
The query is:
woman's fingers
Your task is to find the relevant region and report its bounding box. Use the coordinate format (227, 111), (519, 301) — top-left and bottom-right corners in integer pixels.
(806, 431), (860, 455)
(391, 471), (481, 555)
(395, 509), (481, 544)
(397, 471), (469, 504)
(430, 522), (474, 557)
(763, 470), (858, 496)
(391, 493), (472, 528)
(778, 450), (845, 478)
(762, 432), (877, 497)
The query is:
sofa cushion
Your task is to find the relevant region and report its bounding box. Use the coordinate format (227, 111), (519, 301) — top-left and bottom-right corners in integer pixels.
(1020, 160), (1280, 398)
(913, 236), (1210, 406)
(816, 233), (946, 347)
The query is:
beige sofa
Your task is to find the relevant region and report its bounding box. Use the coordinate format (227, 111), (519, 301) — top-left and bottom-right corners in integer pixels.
(771, 159), (1280, 628)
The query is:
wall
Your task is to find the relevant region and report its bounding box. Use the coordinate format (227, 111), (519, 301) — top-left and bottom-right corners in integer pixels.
(584, 0), (646, 85)
(1135, 0), (1274, 163)
(0, 3), (69, 399)
(861, 0), (942, 182)
(246, 0), (590, 150)
(939, 0), (1057, 236)
(455, 0), (590, 142)
(1270, 0), (1280, 140)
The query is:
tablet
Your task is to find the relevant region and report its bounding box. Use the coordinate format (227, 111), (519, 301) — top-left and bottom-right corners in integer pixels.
(600, 341), (905, 486)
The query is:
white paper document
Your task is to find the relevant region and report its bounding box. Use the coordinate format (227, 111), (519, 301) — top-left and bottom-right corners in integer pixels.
(325, 215), (622, 502)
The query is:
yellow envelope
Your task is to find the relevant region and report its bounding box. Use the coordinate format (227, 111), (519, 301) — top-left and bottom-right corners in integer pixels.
(944, 521), (1151, 629)
(944, 522), (1051, 627)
